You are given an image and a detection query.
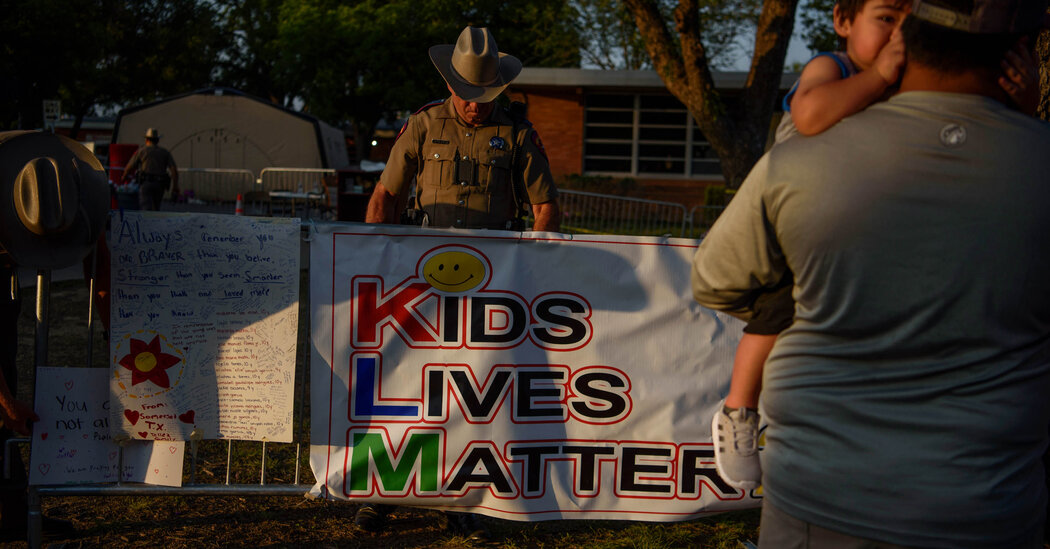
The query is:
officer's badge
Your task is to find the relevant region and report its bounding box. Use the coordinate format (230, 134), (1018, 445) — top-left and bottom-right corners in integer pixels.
(489, 136), (506, 150)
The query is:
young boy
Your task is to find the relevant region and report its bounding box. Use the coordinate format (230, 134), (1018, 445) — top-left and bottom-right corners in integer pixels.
(711, 0), (1038, 491)
(779, 0), (910, 141)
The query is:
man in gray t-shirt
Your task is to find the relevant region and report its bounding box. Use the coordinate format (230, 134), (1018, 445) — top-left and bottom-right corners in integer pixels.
(692, 0), (1050, 547)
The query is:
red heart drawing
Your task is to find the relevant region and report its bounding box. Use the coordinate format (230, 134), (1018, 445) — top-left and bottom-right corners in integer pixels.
(178, 410), (195, 424)
(64, 381), (73, 390)
(108, 451), (117, 461)
(40, 433), (47, 440)
(137, 431), (148, 438)
(38, 464), (50, 475)
(124, 410), (140, 425)
(82, 434), (88, 439)
(153, 469), (159, 474)
(169, 446), (178, 454)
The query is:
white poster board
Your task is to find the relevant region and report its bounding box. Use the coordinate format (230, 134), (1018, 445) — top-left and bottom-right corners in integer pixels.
(109, 212), (300, 442)
(309, 225), (757, 521)
(30, 367), (184, 486)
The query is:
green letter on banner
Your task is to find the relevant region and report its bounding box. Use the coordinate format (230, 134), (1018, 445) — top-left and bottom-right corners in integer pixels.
(348, 432), (440, 492)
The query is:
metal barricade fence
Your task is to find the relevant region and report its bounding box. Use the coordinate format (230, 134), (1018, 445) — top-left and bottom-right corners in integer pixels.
(686, 204), (727, 239)
(105, 166), (255, 202)
(18, 193), (726, 547)
(557, 190), (689, 238)
(102, 166), (726, 232)
(178, 168), (257, 203)
(21, 238), (315, 549)
(258, 168), (335, 194)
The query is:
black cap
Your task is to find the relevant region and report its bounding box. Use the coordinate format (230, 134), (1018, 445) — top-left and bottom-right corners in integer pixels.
(911, 0), (1049, 32)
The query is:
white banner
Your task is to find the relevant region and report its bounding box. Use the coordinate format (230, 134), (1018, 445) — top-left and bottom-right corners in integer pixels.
(309, 224), (757, 521)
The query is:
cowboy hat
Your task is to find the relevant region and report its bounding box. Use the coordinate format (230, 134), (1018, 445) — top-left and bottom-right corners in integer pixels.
(145, 127), (159, 140)
(430, 26), (523, 103)
(0, 131), (109, 269)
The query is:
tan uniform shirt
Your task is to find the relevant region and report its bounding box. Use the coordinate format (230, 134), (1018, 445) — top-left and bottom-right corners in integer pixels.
(126, 144), (176, 178)
(380, 99), (557, 229)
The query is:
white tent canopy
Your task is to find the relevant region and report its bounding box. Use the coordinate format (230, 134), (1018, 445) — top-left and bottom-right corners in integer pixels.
(112, 88), (349, 176)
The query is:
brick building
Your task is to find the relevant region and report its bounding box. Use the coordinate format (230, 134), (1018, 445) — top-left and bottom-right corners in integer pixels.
(505, 68), (797, 207)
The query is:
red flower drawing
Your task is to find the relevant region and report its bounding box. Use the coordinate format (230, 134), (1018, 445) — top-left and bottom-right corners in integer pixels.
(118, 335), (181, 388)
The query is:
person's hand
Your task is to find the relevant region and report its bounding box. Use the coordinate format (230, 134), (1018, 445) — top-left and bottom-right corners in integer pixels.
(999, 36), (1038, 115)
(873, 28), (906, 85)
(0, 398), (38, 436)
(170, 187), (181, 202)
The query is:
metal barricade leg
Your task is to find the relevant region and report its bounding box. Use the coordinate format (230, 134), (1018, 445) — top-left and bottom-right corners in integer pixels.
(27, 486), (41, 549)
(27, 271), (50, 548)
(34, 270), (50, 368)
(86, 248), (96, 367)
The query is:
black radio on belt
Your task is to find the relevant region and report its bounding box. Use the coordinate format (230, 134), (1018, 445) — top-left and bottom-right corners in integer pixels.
(400, 206), (426, 226)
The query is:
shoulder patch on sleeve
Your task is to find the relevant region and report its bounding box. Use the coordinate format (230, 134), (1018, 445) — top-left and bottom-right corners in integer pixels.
(394, 99), (445, 142)
(530, 129), (548, 160)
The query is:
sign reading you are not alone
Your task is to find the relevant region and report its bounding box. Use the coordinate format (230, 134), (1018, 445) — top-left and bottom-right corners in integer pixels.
(30, 367), (183, 486)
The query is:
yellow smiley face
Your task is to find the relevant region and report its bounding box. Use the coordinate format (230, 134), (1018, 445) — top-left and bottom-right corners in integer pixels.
(423, 250), (485, 293)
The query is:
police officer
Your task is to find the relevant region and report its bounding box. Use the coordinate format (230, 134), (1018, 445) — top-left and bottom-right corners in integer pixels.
(366, 26), (560, 231)
(358, 26), (557, 541)
(122, 128), (179, 210)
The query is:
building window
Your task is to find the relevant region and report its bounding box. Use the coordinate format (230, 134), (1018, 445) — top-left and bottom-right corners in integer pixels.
(583, 93), (722, 178)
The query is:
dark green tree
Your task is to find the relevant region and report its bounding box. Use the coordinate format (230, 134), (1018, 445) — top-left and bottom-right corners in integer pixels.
(798, 0), (837, 54)
(0, 0), (228, 138)
(223, 0), (581, 159)
(83, 1), (228, 138)
(576, 0), (765, 70)
(218, 0), (298, 107)
(0, 0), (108, 132)
(576, 0), (651, 69)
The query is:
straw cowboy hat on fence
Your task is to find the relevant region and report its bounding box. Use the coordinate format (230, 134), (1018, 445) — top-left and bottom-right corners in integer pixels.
(0, 131), (109, 270)
(430, 26), (523, 103)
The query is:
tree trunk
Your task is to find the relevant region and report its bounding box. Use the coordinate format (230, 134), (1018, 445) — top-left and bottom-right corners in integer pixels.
(1036, 26), (1050, 122)
(624, 0), (799, 189)
(68, 108), (87, 142)
(353, 123), (367, 163)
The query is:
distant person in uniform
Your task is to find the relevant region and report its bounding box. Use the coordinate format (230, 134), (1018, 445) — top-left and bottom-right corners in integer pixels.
(122, 128), (179, 210)
(366, 26), (560, 232)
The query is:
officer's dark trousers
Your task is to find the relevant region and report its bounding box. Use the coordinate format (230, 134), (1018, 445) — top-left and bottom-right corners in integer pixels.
(138, 179), (166, 210)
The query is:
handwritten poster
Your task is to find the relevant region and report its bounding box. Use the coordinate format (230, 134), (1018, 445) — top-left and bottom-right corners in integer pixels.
(109, 211), (300, 442)
(30, 367), (185, 486)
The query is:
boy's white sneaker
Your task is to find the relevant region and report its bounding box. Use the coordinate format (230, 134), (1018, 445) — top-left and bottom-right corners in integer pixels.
(711, 405), (761, 491)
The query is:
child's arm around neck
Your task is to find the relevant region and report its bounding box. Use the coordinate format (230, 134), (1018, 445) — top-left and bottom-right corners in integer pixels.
(790, 66), (897, 135)
(789, 31), (905, 136)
